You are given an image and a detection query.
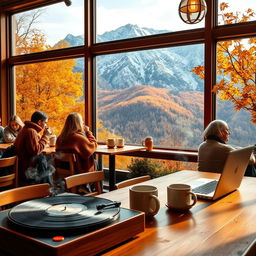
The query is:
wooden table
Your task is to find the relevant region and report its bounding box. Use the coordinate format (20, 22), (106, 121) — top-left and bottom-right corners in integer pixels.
(95, 145), (146, 191)
(0, 143), (12, 150)
(98, 170), (256, 256)
(0, 143), (145, 191)
(0, 143), (55, 154)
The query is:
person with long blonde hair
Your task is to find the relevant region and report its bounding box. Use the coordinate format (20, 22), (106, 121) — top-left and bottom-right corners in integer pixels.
(56, 113), (97, 173)
(3, 115), (24, 143)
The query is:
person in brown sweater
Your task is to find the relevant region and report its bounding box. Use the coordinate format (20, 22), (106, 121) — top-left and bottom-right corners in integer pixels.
(14, 110), (51, 185)
(56, 112), (97, 173)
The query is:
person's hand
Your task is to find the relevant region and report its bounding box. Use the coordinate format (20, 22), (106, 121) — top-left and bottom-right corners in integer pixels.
(43, 127), (52, 137)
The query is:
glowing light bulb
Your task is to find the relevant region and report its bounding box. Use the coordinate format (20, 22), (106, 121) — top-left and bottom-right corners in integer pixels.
(188, 0), (199, 13)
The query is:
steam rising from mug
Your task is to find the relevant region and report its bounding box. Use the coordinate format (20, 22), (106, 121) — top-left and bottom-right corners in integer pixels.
(64, 0), (72, 6)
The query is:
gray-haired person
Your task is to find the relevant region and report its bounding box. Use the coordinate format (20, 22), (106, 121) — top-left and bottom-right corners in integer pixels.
(198, 120), (256, 176)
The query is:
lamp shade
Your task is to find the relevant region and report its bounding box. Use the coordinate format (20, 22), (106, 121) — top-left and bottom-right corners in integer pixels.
(178, 0), (207, 24)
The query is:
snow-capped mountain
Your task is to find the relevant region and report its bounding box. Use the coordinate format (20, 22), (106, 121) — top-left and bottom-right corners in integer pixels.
(97, 23), (170, 42)
(61, 24), (254, 148)
(63, 24), (204, 91)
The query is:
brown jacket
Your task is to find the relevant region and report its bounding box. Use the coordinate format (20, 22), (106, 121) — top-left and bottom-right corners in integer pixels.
(14, 121), (48, 185)
(56, 131), (97, 173)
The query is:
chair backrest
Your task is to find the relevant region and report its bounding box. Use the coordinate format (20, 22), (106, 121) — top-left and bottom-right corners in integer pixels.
(54, 152), (76, 179)
(0, 183), (51, 209)
(0, 156), (18, 188)
(114, 175), (151, 189)
(64, 171), (104, 195)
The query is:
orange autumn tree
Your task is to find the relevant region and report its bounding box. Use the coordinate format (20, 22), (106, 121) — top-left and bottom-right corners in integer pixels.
(192, 3), (256, 122)
(15, 10), (84, 134)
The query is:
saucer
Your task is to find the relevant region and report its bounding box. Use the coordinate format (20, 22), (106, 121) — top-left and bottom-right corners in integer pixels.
(165, 204), (192, 212)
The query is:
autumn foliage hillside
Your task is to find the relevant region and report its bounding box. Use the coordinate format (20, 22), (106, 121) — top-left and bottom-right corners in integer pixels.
(98, 84), (204, 148)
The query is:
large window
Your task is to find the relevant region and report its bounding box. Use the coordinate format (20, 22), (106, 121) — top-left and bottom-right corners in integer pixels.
(96, 44), (204, 149)
(12, 0), (84, 55)
(96, 0), (204, 43)
(216, 37), (256, 147)
(1, 0), (255, 159)
(15, 58), (85, 134)
(218, 0), (256, 25)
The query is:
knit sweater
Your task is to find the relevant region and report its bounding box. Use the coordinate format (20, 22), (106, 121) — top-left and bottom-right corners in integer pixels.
(198, 139), (234, 173)
(14, 121), (48, 185)
(56, 131), (97, 173)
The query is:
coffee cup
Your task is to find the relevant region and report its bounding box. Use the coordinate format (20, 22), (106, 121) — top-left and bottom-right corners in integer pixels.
(116, 138), (125, 148)
(107, 138), (116, 148)
(142, 136), (153, 151)
(84, 125), (90, 132)
(129, 185), (160, 216)
(49, 135), (57, 147)
(167, 184), (197, 211)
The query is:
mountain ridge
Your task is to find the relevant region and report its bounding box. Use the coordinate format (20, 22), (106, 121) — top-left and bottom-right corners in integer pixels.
(63, 23), (204, 92)
(98, 84), (204, 146)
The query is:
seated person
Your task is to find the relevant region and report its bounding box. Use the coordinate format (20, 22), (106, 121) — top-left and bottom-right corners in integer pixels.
(56, 112), (97, 174)
(0, 118), (4, 157)
(0, 117), (4, 144)
(14, 110), (52, 186)
(3, 115), (24, 143)
(198, 120), (256, 176)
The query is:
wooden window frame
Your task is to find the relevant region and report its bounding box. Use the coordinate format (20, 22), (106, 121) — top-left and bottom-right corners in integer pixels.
(0, 0), (256, 151)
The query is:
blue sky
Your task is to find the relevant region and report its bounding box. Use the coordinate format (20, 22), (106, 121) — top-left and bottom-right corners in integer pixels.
(18, 0), (256, 46)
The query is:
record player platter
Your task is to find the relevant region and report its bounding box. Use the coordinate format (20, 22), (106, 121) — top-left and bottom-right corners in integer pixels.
(8, 195), (120, 235)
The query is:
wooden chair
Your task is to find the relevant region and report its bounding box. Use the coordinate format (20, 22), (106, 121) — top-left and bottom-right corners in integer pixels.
(54, 152), (76, 180)
(114, 175), (151, 189)
(0, 183), (51, 209)
(0, 156), (18, 189)
(64, 171), (104, 195)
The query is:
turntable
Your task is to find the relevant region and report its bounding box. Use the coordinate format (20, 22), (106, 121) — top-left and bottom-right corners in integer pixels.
(0, 195), (145, 256)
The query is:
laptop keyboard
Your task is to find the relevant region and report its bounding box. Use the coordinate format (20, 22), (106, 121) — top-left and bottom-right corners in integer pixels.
(192, 180), (218, 194)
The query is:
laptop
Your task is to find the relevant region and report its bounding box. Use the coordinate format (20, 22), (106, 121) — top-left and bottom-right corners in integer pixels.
(187, 145), (255, 200)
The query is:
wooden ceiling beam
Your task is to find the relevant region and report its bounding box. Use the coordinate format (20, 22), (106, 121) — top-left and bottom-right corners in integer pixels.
(0, 0), (61, 12)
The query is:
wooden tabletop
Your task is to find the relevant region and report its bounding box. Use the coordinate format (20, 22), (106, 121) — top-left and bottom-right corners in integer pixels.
(43, 144), (146, 155)
(95, 145), (146, 155)
(0, 143), (56, 154)
(0, 143), (12, 150)
(98, 170), (256, 256)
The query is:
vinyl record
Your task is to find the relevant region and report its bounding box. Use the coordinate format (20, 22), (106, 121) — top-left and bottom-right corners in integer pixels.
(8, 195), (120, 234)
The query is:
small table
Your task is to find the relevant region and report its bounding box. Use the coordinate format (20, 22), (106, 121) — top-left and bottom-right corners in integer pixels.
(95, 145), (146, 191)
(0, 143), (55, 154)
(0, 143), (12, 150)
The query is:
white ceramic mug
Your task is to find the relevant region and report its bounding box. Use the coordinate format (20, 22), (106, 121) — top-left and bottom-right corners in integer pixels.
(167, 184), (197, 211)
(49, 135), (57, 147)
(107, 138), (116, 148)
(116, 138), (125, 148)
(129, 185), (160, 216)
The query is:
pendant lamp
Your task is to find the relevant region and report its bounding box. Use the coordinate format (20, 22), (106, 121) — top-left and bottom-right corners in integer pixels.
(178, 0), (207, 24)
